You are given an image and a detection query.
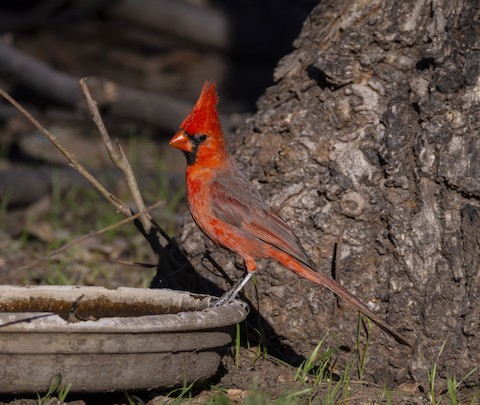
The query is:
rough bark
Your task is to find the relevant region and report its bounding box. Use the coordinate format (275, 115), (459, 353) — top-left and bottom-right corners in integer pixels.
(178, 0), (480, 385)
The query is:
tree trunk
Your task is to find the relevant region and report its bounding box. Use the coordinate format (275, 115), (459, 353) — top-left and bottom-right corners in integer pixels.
(178, 0), (480, 385)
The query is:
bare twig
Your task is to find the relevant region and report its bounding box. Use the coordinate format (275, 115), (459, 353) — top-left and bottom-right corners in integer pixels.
(77, 78), (182, 286)
(68, 293), (86, 322)
(0, 87), (130, 215)
(80, 77), (150, 231)
(0, 313), (56, 328)
(0, 85), (185, 289)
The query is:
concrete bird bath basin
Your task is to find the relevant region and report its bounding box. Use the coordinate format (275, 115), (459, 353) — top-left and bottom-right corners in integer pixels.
(0, 285), (248, 393)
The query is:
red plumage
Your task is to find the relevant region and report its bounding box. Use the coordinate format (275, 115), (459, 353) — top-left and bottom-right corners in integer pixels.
(180, 81), (222, 138)
(169, 81), (411, 347)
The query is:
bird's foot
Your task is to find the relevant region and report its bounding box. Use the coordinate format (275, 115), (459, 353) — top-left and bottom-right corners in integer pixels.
(209, 271), (255, 307)
(210, 289), (240, 307)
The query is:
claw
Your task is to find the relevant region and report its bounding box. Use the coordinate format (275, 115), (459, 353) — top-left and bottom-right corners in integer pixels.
(210, 291), (238, 307)
(209, 271), (255, 308)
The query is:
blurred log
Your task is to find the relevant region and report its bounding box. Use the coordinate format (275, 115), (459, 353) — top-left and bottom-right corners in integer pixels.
(0, 167), (55, 208)
(0, 0), (113, 32)
(0, 166), (183, 209)
(108, 0), (316, 60)
(0, 40), (192, 130)
(0, 40), (80, 106)
(109, 0), (229, 52)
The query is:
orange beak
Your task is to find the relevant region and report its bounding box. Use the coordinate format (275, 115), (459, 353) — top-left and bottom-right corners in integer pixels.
(169, 130), (192, 152)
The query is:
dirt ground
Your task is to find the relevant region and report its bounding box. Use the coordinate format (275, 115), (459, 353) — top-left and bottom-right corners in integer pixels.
(0, 339), (470, 404)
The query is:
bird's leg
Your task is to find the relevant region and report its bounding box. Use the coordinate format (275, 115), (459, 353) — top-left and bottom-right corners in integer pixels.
(210, 271), (254, 307)
(210, 257), (256, 307)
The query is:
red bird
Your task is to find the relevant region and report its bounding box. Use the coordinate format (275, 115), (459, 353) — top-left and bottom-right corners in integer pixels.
(169, 81), (411, 347)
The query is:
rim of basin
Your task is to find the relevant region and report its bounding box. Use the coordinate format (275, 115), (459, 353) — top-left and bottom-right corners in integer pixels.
(0, 285), (248, 333)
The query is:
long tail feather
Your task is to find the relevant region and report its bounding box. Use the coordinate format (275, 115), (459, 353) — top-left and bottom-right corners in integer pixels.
(272, 249), (412, 348)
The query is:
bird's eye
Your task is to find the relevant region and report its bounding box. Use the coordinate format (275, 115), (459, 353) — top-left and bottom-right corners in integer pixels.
(197, 134), (207, 142)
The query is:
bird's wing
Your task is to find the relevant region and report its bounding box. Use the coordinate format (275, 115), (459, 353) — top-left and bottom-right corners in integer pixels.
(210, 165), (314, 267)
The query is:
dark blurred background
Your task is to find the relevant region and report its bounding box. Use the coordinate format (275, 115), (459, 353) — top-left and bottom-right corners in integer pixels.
(0, 0), (317, 124)
(0, 0), (316, 288)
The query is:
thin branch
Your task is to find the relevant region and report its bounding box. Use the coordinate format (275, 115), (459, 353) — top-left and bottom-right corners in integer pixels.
(0, 313), (56, 328)
(116, 139), (149, 222)
(0, 87), (130, 216)
(80, 77), (184, 286)
(0, 85), (184, 289)
(80, 77), (150, 231)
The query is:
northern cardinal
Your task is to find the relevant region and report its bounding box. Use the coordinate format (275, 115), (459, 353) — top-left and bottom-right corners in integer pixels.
(169, 81), (411, 347)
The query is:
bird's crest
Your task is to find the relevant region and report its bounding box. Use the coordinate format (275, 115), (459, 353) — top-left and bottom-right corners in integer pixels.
(181, 81), (222, 137)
